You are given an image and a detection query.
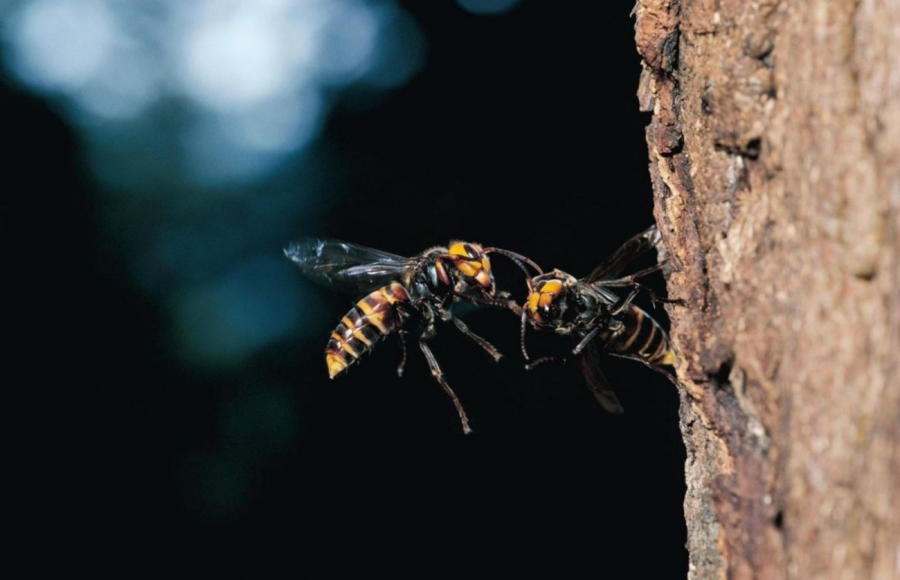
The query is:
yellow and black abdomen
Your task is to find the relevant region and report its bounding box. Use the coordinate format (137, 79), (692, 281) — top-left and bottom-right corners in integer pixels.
(608, 305), (676, 366)
(325, 282), (410, 378)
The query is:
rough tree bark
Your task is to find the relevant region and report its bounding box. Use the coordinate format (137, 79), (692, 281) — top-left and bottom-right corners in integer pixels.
(633, 1), (899, 578)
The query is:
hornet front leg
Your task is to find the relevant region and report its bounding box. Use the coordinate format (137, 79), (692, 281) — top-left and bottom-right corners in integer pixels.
(451, 316), (503, 362)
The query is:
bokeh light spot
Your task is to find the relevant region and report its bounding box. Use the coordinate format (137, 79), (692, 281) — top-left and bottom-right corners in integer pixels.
(7, 0), (115, 91)
(224, 91), (323, 154)
(179, 8), (292, 111)
(362, 6), (426, 89)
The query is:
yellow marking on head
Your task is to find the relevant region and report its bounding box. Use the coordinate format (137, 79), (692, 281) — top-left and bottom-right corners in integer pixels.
(326, 353), (348, 378)
(474, 269), (492, 291)
(455, 260), (480, 277)
(541, 279), (563, 295)
(446, 243), (493, 290)
(448, 242), (471, 257)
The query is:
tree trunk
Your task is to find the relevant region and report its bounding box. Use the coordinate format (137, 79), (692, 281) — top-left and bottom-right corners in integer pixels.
(633, 1), (899, 578)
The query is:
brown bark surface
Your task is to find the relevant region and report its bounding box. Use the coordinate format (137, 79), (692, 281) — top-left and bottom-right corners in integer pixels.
(633, 1), (900, 578)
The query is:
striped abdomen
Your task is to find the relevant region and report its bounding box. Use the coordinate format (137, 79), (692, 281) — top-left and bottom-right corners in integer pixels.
(325, 283), (410, 378)
(607, 306), (676, 366)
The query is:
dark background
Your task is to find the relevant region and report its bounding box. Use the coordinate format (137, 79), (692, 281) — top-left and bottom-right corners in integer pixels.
(7, 1), (687, 576)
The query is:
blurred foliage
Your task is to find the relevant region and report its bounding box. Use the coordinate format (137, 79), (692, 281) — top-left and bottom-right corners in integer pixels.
(3, 0), (424, 369)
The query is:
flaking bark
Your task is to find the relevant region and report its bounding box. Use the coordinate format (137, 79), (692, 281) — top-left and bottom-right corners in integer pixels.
(633, 1), (900, 578)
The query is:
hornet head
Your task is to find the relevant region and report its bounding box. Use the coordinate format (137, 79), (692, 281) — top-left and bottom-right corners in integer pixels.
(439, 241), (496, 296)
(523, 270), (579, 329)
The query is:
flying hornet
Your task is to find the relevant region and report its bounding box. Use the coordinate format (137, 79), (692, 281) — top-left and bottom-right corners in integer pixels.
(519, 225), (678, 413)
(285, 238), (538, 433)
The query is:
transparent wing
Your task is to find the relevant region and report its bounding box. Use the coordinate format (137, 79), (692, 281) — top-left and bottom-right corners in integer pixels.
(284, 238), (416, 294)
(586, 225), (662, 283)
(578, 338), (625, 414)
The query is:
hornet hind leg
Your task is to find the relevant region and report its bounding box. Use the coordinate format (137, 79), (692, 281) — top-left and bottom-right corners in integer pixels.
(396, 330), (408, 377)
(607, 352), (679, 384)
(418, 340), (472, 434)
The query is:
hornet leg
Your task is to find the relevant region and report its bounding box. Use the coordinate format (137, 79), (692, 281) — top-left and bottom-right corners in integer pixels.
(526, 327), (601, 370)
(610, 287), (640, 316)
(525, 355), (567, 371)
(452, 317), (502, 361)
(522, 309), (571, 370)
(396, 330), (408, 377)
(597, 280), (682, 307)
(452, 291), (522, 316)
(593, 262), (684, 307)
(571, 326), (601, 356)
(419, 340), (472, 434)
(607, 352), (679, 385)
(596, 261), (666, 285)
(520, 310), (531, 360)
